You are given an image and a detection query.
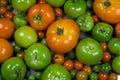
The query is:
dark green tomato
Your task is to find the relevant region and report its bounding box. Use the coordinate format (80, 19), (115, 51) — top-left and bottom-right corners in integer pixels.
(6, 5), (13, 11)
(34, 71), (42, 80)
(28, 75), (36, 80)
(86, 0), (93, 9)
(13, 12), (28, 29)
(13, 43), (22, 53)
(89, 73), (98, 80)
(100, 62), (111, 74)
(76, 13), (94, 32)
(12, 0), (36, 12)
(92, 64), (101, 73)
(64, 0), (86, 18)
(76, 37), (103, 65)
(70, 69), (77, 79)
(1, 57), (27, 80)
(92, 22), (113, 42)
(108, 38), (120, 55)
(67, 51), (76, 59)
(41, 64), (71, 80)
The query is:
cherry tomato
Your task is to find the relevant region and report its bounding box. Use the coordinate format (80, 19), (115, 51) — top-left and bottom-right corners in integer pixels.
(28, 3), (55, 31)
(102, 51), (111, 62)
(37, 31), (45, 39)
(98, 72), (108, 80)
(76, 71), (88, 80)
(52, 53), (65, 64)
(38, 0), (46, 4)
(92, 14), (100, 24)
(4, 11), (14, 20)
(0, 0), (7, 7)
(82, 65), (92, 75)
(16, 51), (25, 59)
(54, 7), (63, 17)
(100, 41), (107, 52)
(108, 72), (118, 80)
(0, 38), (13, 63)
(0, 18), (15, 39)
(63, 59), (74, 71)
(0, 6), (6, 14)
(74, 60), (83, 70)
(115, 22), (120, 37)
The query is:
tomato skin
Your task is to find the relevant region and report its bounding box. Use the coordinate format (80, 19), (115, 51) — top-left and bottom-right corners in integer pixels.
(63, 59), (74, 71)
(46, 19), (80, 54)
(100, 42), (107, 52)
(0, 18), (15, 39)
(102, 52), (111, 62)
(74, 60), (83, 70)
(93, 0), (120, 24)
(108, 72), (118, 80)
(0, 38), (13, 63)
(4, 11), (14, 20)
(98, 72), (108, 80)
(28, 3), (55, 31)
(115, 22), (120, 37)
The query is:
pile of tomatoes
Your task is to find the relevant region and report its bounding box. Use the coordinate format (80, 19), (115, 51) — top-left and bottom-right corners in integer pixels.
(0, 0), (120, 80)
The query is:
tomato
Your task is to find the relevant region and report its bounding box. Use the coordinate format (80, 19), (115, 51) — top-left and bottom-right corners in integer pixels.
(115, 22), (120, 37)
(93, 0), (120, 24)
(37, 31), (45, 39)
(54, 7), (63, 17)
(108, 72), (118, 80)
(4, 11), (14, 20)
(52, 53), (65, 64)
(38, 0), (46, 4)
(0, 0), (7, 7)
(0, 18), (15, 39)
(92, 14), (100, 24)
(46, 19), (80, 54)
(82, 65), (92, 75)
(98, 72), (108, 80)
(102, 51), (111, 62)
(63, 59), (74, 71)
(100, 42), (107, 52)
(0, 38), (13, 63)
(16, 51), (25, 59)
(0, 6), (6, 14)
(76, 71), (88, 80)
(74, 60), (83, 70)
(28, 3), (55, 31)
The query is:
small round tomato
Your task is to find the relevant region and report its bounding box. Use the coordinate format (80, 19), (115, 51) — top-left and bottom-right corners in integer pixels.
(4, 11), (14, 20)
(52, 53), (65, 64)
(38, 0), (46, 4)
(63, 59), (74, 71)
(76, 71), (88, 80)
(37, 31), (45, 39)
(46, 19), (80, 54)
(98, 72), (108, 80)
(108, 72), (118, 80)
(0, 0), (7, 7)
(28, 3), (55, 31)
(100, 42), (107, 52)
(82, 65), (92, 75)
(74, 60), (83, 70)
(102, 51), (111, 62)
(54, 7), (63, 17)
(115, 22), (120, 37)
(0, 18), (15, 39)
(0, 38), (13, 63)
(0, 6), (6, 14)
(93, 0), (120, 24)
(92, 14), (100, 24)
(16, 51), (25, 59)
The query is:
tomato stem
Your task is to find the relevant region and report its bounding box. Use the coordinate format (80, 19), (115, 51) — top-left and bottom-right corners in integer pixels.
(57, 27), (64, 35)
(33, 14), (41, 24)
(104, 0), (111, 8)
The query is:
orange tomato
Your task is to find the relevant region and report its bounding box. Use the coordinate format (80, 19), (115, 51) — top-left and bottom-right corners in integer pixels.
(63, 59), (74, 71)
(82, 65), (92, 75)
(28, 3), (55, 31)
(102, 51), (111, 62)
(74, 60), (83, 70)
(0, 38), (13, 63)
(0, 6), (6, 14)
(38, 0), (46, 4)
(100, 41), (107, 52)
(37, 31), (45, 39)
(93, 0), (120, 24)
(92, 14), (100, 24)
(0, 18), (15, 39)
(4, 11), (14, 20)
(54, 7), (63, 17)
(115, 22), (120, 37)
(108, 72), (118, 80)
(98, 72), (108, 80)
(46, 19), (80, 54)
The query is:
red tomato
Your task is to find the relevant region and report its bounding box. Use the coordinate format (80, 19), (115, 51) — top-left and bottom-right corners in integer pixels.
(102, 51), (111, 62)
(63, 59), (74, 71)
(54, 7), (63, 17)
(100, 42), (107, 52)
(98, 72), (108, 80)
(115, 22), (120, 37)
(46, 19), (80, 54)
(28, 3), (55, 31)
(4, 11), (14, 20)
(74, 60), (83, 70)
(0, 18), (15, 39)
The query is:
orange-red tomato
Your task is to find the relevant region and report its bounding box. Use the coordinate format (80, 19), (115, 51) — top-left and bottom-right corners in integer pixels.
(115, 22), (120, 37)
(4, 11), (14, 20)
(93, 0), (120, 24)
(38, 0), (46, 4)
(54, 7), (63, 17)
(98, 72), (108, 80)
(108, 72), (118, 80)
(102, 51), (111, 62)
(0, 38), (13, 63)
(28, 3), (55, 31)
(63, 59), (74, 71)
(92, 14), (100, 24)
(100, 42), (107, 52)
(16, 51), (25, 59)
(0, 0), (7, 7)
(0, 6), (6, 14)
(52, 53), (65, 64)
(37, 31), (45, 39)
(0, 18), (15, 39)
(82, 65), (92, 75)
(74, 60), (83, 70)
(46, 19), (80, 54)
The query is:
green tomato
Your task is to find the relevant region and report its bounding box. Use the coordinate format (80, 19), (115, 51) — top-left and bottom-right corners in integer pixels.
(76, 37), (103, 65)
(92, 64), (101, 73)
(1, 57), (27, 80)
(76, 13), (94, 32)
(112, 56), (120, 73)
(46, 0), (66, 7)
(24, 43), (51, 70)
(14, 25), (38, 48)
(41, 64), (71, 80)
(64, 0), (86, 18)
(92, 22), (113, 41)
(89, 73), (98, 80)
(100, 62), (111, 74)
(108, 38), (120, 55)
(12, 0), (36, 12)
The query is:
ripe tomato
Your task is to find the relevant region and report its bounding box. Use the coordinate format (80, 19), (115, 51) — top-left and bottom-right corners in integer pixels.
(76, 71), (88, 80)
(100, 42), (107, 52)
(108, 72), (118, 80)
(28, 3), (55, 31)
(37, 31), (45, 39)
(38, 0), (46, 4)
(115, 22), (120, 37)
(82, 65), (92, 75)
(54, 7), (63, 17)
(4, 11), (14, 20)
(93, 0), (120, 24)
(52, 53), (65, 64)
(74, 60), (83, 70)
(102, 51), (111, 62)
(0, 0), (7, 7)
(63, 59), (74, 71)
(0, 18), (15, 39)
(98, 72), (108, 80)
(16, 51), (25, 59)
(46, 19), (80, 54)
(92, 14), (100, 24)
(0, 38), (13, 63)
(0, 6), (6, 14)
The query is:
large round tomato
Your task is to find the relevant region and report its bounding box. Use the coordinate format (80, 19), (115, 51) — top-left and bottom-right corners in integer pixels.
(46, 19), (80, 54)
(93, 0), (120, 24)
(28, 3), (55, 31)
(0, 18), (15, 39)
(0, 38), (13, 63)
